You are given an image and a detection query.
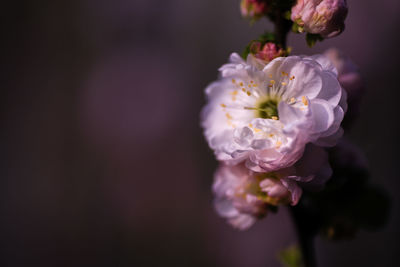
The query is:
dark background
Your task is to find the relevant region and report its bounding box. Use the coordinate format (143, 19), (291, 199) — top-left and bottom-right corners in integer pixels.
(1, 1), (399, 266)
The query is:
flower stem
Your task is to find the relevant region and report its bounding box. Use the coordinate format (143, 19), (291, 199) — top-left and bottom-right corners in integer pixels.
(290, 205), (317, 267)
(273, 10), (292, 49)
(270, 5), (317, 266)
(273, 7), (317, 265)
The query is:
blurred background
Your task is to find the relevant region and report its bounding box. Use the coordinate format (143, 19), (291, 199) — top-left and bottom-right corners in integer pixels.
(1, 0), (399, 266)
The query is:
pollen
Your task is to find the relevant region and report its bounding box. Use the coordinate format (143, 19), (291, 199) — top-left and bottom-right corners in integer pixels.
(220, 103), (226, 108)
(227, 120), (236, 128)
(269, 133), (274, 138)
(270, 80), (275, 85)
(271, 116), (278, 120)
(250, 81), (254, 83)
(232, 79), (236, 84)
(281, 82), (287, 86)
(247, 91), (251, 96)
(239, 82), (244, 86)
(254, 128), (261, 133)
(242, 88), (246, 92)
(301, 96), (308, 106)
(248, 123), (253, 128)
(290, 76), (295, 80)
(226, 113), (233, 120)
(281, 71), (288, 76)
(276, 140), (282, 148)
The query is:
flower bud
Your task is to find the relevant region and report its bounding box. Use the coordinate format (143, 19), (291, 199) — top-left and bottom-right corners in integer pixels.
(250, 42), (285, 62)
(241, 0), (268, 20)
(291, 0), (348, 38)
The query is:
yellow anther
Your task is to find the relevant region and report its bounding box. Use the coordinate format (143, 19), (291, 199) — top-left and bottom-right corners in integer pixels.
(239, 82), (243, 86)
(270, 80), (275, 84)
(269, 133), (274, 138)
(247, 91), (251, 96)
(220, 103), (226, 108)
(248, 123), (253, 128)
(226, 113), (233, 120)
(254, 128), (261, 133)
(242, 88), (246, 92)
(227, 121), (236, 128)
(281, 71), (288, 76)
(231, 90), (238, 95)
(271, 116), (278, 120)
(269, 74), (273, 78)
(250, 80), (254, 83)
(232, 79), (236, 83)
(276, 140), (282, 148)
(281, 82), (287, 86)
(268, 84), (273, 88)
(301, 96), (308, 106)
(290, 76), (295, 80)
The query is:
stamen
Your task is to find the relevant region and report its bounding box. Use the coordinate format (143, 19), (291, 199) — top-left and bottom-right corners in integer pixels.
(232, 79), (236, 84)
(220, 103), (226, 108)
(301, 96), (308, 106)
(271, 116), (278, 120)
(276, 140), (282, 148)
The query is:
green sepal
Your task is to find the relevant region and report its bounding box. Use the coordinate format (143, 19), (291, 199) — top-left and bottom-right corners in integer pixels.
(306, 33), (324, 47)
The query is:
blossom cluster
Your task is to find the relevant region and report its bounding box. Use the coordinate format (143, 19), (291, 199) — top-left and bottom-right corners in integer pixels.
(200, 1), (360, 230)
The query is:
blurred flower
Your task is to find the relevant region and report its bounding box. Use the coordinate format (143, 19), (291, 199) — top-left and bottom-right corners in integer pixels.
(291, 0), (348, 38)
(324, 48), (364, 127)
(241, 0), (268, 20)
(201, 53), (346, 172)
(213, 144), (331, 230)
(250, 42), (286, 62)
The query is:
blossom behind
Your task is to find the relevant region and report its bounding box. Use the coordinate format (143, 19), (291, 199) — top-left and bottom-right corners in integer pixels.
(213, 144), (331, 230)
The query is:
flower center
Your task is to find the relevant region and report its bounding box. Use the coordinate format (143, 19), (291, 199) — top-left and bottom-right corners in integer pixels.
(256, 97), (279, 119)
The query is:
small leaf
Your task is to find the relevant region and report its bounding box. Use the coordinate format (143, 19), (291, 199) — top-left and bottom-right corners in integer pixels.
(278, 245), (303, 267)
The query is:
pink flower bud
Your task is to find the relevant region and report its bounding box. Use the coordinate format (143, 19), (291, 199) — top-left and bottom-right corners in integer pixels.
(291, 0), (348, 38)
(250, 42), (285, 62)
(241, 0), (268, 20)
